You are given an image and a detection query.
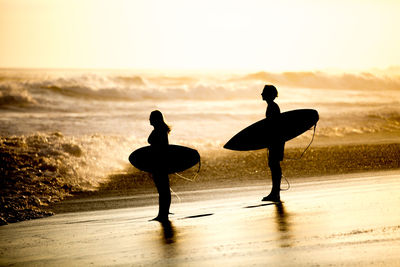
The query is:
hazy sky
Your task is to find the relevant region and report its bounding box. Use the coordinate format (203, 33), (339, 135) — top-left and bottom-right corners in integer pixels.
(1, 0), (399, 71)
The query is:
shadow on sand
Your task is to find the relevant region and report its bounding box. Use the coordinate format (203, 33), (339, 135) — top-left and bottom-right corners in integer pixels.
(160, 219), (176, 244)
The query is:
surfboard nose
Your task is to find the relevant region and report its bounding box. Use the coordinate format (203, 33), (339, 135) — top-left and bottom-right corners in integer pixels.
(312, 109), (319, 122)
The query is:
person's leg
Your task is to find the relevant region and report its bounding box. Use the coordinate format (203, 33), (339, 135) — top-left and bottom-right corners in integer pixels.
(262, 143), (284, 202)
(158, 173), (171, 218)
(152, 173), (171, 221)
(270, 160), (282, 195)
(262, 160), (282, 202)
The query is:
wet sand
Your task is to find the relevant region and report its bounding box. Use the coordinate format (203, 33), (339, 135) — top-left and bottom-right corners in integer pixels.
(1, 171), (400, 266)
(2, 141), (400, 224)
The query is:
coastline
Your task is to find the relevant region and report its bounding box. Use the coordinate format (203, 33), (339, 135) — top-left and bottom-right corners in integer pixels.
(48, 169), (400, 215)
(2, 138), (399, 224)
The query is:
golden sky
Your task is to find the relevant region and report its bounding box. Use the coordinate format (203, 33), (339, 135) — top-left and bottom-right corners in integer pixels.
(1, 0), (399, 71)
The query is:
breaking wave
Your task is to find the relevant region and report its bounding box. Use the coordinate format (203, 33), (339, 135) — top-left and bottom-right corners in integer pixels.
(0, 84), (37, 107)
(0, 131), (145, 223)
(241, 71), (400, 91)
(0, 69), (399, 107)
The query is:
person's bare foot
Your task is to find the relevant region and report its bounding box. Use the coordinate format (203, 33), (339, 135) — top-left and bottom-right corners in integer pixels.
(261, 194), (281, 202)
(149, 216), (168, 222)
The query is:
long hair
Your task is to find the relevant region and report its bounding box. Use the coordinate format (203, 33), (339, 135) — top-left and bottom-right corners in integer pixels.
(150, 110), (171, 133)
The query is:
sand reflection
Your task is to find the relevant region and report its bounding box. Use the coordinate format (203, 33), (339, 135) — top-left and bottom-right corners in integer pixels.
(160, 220), (176, 244)
(155, 219), (181, 263)
(274, 202), (293, 248)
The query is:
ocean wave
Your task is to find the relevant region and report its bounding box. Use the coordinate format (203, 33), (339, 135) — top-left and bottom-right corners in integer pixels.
(241, 71), (400, 90)
(0, 132), (143, 223)
(1, 69), (399, 105)
(1, 132), (132, 187)
(113, 75), (146, 85)
(311, 109), (400, 140)
(0, 84), (37, 107)
(24, 80), (257, 102)
(26, 71), (400, 102)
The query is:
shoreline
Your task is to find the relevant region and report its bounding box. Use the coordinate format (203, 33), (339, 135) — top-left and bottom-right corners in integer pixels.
(1, 141), (400, 225)
(48, 169), (400, 214)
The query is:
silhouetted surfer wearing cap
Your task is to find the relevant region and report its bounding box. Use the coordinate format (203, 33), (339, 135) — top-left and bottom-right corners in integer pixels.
(261, 85), (284, 202)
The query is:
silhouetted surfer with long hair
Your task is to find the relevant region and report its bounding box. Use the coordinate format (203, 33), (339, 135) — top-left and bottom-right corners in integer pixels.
(148, 110), (171, 222)
(261, 85), (284, 202)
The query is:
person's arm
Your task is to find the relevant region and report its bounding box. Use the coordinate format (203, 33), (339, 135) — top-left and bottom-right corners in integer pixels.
(148, 129), (168, 147)
(148, 130), (155, 145)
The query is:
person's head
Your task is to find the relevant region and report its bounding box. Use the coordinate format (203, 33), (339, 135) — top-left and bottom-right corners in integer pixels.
(261, 84), (278, 102)
(150, 110), (171, 133)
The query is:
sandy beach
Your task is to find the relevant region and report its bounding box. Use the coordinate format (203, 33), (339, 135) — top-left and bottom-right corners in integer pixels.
(1, 170), (399, 266)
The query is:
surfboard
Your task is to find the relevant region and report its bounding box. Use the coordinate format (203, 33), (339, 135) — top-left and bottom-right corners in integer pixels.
(224, 109), (319, 151)
(129, 145), (200, 174)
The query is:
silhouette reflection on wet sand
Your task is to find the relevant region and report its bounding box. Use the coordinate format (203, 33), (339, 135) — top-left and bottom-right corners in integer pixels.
(160, 219), (176, 244)
(274, 202), (293, 248)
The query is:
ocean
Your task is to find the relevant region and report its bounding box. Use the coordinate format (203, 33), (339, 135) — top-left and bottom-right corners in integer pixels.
(1, 68), (400, 223)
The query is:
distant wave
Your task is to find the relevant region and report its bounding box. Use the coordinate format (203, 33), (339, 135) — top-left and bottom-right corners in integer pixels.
(1, 78), (257, 103)
(36, 84), (139, 101)
(113, 75), (146, 85)
(0, 84), (37, 107)
(0, 70), (399, 107)
(240, 71), (400, 90)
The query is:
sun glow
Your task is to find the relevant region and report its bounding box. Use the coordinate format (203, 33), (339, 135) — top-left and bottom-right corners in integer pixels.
(1, 0), (400, 71)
